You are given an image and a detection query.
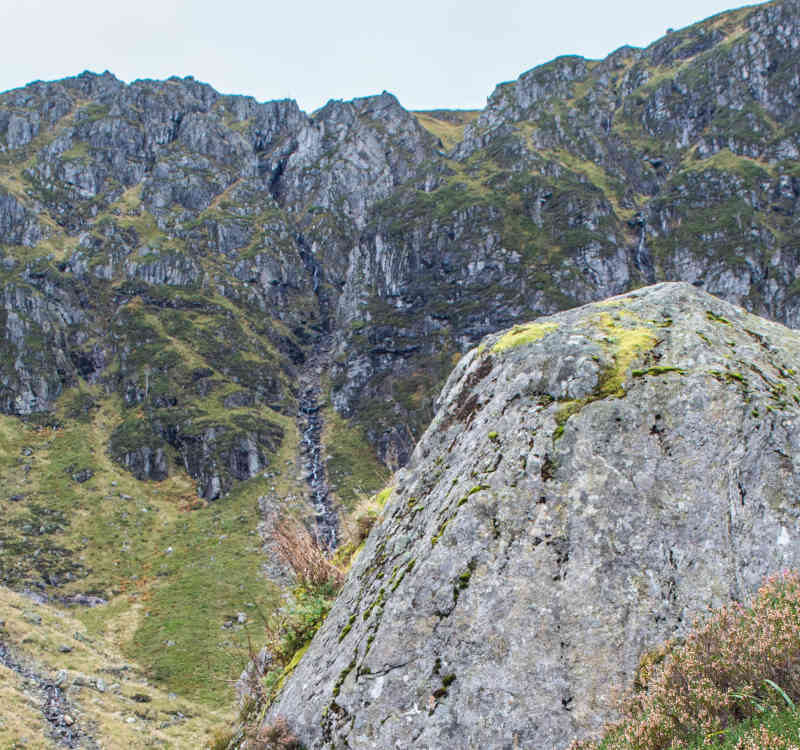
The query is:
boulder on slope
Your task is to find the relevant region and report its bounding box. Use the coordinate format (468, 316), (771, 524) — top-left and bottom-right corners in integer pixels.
(267, 282), (800, 748)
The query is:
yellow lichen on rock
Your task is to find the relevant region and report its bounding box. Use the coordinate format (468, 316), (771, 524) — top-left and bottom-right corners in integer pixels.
(492, 322), (559, 353)
(590, 312), (659, 398)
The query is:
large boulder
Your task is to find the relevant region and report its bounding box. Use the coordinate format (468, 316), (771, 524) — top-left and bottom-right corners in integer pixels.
(266, 282), (800, 748)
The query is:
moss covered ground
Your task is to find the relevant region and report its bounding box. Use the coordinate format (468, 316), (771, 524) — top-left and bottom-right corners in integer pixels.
(322, 407), (390, 510)
(412, 110), (479, 151)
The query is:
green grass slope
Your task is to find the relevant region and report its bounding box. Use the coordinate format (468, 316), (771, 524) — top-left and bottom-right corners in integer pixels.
(0, 391), (308, 709)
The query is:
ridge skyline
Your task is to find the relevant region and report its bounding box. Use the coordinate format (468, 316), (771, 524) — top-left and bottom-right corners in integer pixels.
(0, 0), (767, 113)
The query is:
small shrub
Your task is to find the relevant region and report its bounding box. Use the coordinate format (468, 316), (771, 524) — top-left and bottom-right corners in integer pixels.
(343, 486), (393, 546)
(263, 583), (338, 667)
(571, 571), (800, 750)
(732, 724), (799, 749)
(248, 716), (304, 749)
(209, 729), (237, 750)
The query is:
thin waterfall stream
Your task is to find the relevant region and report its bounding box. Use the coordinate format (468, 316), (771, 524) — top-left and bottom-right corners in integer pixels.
(295, 233), (338, 551)
(297, 379), (337, 551)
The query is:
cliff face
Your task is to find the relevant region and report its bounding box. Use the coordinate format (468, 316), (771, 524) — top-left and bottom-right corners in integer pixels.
(266, 282), (800, 748)
(0, 73), (437, 498)
(1, 0), (800, 494)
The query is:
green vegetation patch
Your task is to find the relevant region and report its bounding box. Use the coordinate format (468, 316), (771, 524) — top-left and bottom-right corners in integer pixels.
(60, 141), (90, 162)
(260, 582), (338, 703)
(492, 322), (559, 353)
(0, 398), (289, 709)
(709, 369), (747, 386)
(553, 399), (584, 442)
(323, 407), (391, 510)
(707, 310), (733, 326)
(590, 312), (659, 398)
(126, 478), (281, 706)
(632, 366), (688, 377)
(680, 148), (771, 181)
(413, 110), (479, 150)
(552, 311), (660, 441)
(0, 585), (229, 747)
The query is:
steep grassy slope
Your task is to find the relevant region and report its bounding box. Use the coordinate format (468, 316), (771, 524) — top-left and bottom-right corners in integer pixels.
(0, 394), (308, 708)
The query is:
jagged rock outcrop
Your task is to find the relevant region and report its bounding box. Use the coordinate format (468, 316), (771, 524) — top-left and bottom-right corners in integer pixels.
(2, 0), (800, 500)
(266, 283), (800, 749)
(0, 191), (45, 246)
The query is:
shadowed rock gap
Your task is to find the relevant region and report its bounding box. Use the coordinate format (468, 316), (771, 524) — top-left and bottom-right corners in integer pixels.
(297, 230), (339, 550)
(297, 352), (338, 551)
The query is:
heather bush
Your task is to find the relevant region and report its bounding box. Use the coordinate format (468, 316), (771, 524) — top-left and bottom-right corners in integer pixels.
(732, 723), (800, 749)
(571, 571), (800, 750)
(247, 716), (304, 749)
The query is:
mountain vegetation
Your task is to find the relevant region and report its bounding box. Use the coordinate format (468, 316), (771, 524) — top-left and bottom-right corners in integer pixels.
(570, 571), (800, 749)
(1, 0), (800, 746)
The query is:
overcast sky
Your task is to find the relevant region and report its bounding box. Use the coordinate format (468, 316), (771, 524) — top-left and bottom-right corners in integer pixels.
(3, 0), (760, 113)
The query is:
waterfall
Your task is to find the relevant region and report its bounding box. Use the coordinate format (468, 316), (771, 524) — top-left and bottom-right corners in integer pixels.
(297, 384), (337, 551)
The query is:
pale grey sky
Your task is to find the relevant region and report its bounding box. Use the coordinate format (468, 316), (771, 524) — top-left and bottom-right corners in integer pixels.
(3, 0), (761, 113)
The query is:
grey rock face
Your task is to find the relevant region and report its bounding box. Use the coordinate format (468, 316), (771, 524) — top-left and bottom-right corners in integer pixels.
(113, 443), (169, 482)
(177, 423), (277, 500)
(267, 283), (800, 749)
(0, 70), (441, 478)
(108, 414), (283, 498)
(3, 0), (800, 499)
(0, 190), (45, 247)
(0, 277), (85, 414)
(276, 92), (435, 227)
(124, 248), (203, 287)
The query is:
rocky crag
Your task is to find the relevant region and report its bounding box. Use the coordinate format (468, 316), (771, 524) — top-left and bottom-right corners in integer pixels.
(265, 282), (800, 749)
(2, 0), (800, 500)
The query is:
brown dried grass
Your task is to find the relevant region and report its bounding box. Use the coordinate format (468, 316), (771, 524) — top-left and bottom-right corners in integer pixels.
(247, 716), (303, 749)
(272, 517), (343, 589)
